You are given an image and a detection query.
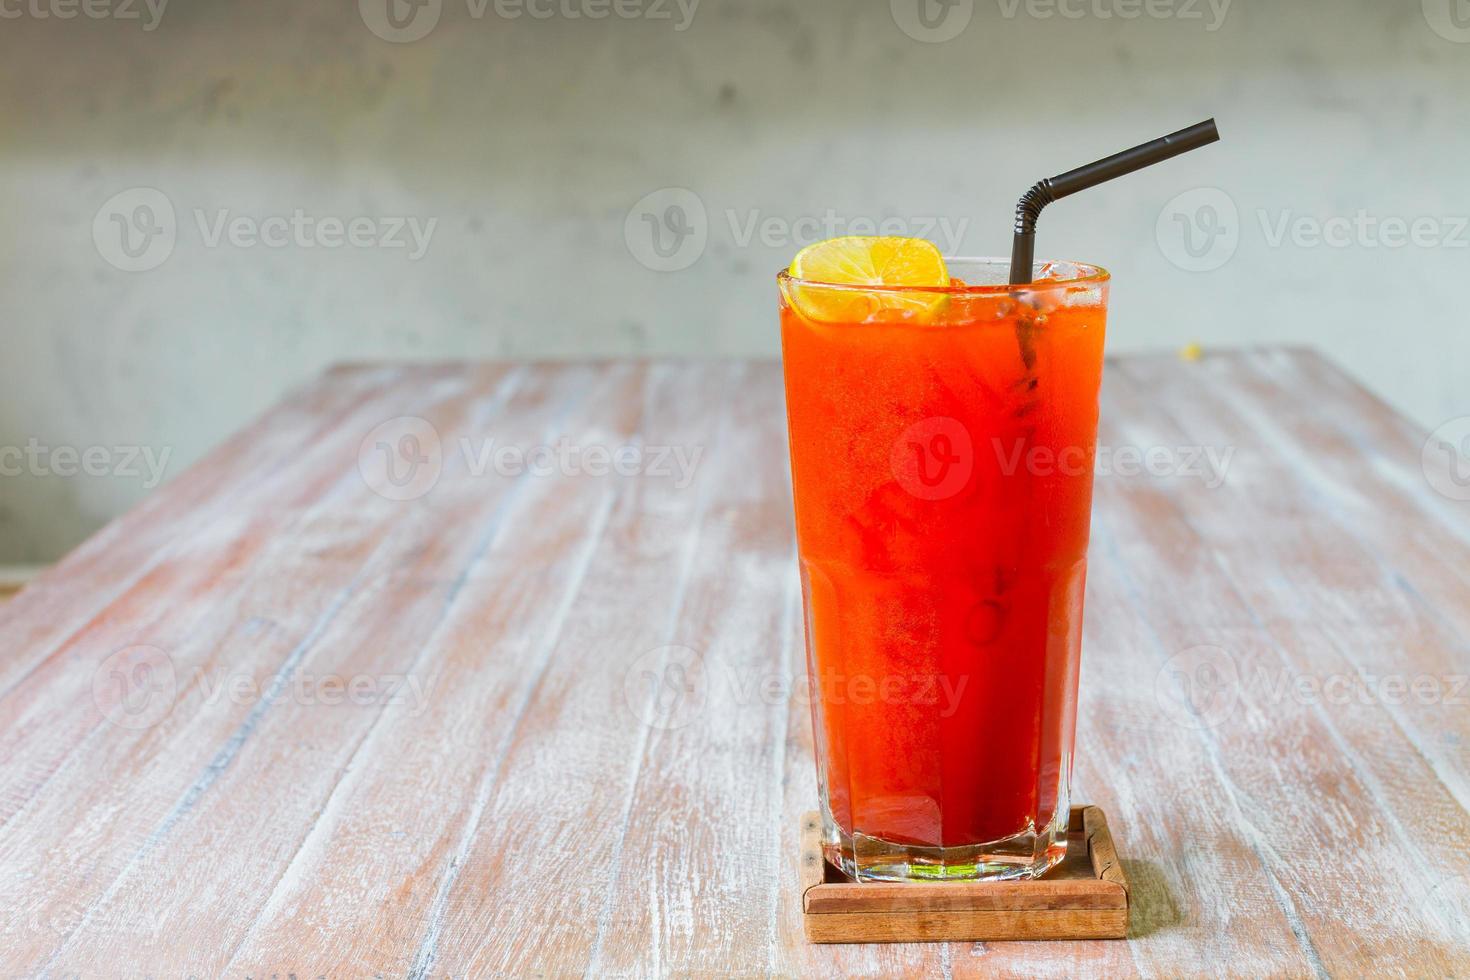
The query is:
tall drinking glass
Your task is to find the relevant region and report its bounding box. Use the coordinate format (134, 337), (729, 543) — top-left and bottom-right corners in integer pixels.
(778, 258), (1110, 881)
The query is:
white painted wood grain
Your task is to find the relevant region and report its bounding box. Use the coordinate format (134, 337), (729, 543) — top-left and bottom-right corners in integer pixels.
(2, 354), (1468, 978)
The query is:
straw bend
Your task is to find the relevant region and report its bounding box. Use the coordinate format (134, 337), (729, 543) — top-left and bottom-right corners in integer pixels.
(1008, 118), (1220, 285)
(1013, 178), (1058, 238)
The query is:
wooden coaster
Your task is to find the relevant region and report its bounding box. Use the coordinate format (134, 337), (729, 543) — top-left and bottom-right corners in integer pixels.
(799, 806), (1129, 943)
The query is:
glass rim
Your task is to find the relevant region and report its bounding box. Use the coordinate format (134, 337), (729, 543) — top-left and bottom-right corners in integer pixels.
(777, 256), (1109, 295)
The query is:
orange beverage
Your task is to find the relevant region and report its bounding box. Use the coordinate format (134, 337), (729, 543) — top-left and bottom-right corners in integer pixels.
(779, 255), (1109, 880)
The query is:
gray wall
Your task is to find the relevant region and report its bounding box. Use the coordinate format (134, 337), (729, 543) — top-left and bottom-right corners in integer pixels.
(2, 0), (1468, 561)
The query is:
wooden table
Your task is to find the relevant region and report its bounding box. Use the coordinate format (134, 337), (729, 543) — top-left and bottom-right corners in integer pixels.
(3, 350), (1468, 977)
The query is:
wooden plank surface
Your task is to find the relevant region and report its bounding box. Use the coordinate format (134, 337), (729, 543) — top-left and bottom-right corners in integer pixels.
(2, 350), (1468, 978)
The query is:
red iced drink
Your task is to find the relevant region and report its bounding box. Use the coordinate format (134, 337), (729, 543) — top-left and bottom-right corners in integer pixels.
(779, 253), (1109, 880)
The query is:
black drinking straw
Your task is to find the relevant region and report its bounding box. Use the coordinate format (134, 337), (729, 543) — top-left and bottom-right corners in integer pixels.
(1008, 119), (1220, 285)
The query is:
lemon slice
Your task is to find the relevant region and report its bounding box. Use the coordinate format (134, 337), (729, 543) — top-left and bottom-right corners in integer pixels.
(785, 236), (950, 323)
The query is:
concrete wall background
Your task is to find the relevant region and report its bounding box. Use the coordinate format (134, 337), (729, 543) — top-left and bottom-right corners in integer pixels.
(2, 0), (1468, 561)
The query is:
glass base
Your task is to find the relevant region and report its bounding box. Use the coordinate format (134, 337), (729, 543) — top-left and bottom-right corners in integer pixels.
(822, 808), (1070, 882)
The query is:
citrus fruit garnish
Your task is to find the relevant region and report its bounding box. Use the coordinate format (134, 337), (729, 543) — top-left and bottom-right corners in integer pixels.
(785, 236), (950, 323)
